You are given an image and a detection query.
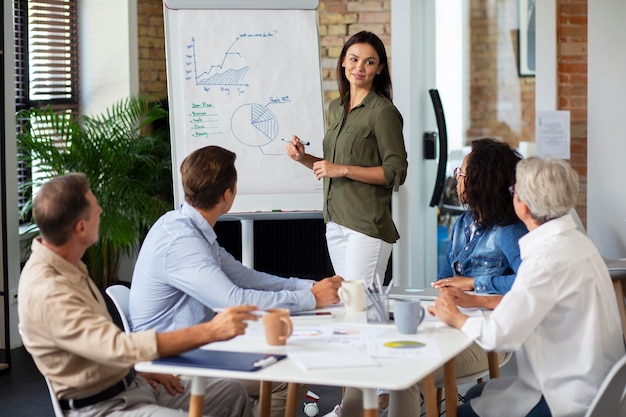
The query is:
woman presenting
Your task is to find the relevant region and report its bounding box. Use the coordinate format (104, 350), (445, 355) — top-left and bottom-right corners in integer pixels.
(286, 31), (408, 286)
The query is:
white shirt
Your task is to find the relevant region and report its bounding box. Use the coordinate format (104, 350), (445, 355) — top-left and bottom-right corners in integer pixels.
(462, 214), (625, 417)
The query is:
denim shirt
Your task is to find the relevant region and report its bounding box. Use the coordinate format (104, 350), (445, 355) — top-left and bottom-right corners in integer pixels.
(439, 212), (528, 294)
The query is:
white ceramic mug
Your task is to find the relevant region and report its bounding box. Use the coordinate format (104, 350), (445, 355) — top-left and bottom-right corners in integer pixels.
(338, 280), (366, 312)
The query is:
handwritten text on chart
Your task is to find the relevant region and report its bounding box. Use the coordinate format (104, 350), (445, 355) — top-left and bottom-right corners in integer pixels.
(239, 31), (277, 38)
(269, 96), (290, 104)
(189, 102), (221, 139)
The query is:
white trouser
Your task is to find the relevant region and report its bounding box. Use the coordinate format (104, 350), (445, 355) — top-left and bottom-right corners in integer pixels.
(325, 222), (392, 287)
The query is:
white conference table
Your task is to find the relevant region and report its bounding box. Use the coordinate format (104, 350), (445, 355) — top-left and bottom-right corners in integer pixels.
(135, 304), (474, 417)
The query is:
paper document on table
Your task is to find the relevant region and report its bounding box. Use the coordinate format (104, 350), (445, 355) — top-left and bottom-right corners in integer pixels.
(367, 337), (442, 359)
(287, 345), (379, 370)
(287, 324), (387, 345)
(329, 325), (388, 343)
(289, 326), (334, 342)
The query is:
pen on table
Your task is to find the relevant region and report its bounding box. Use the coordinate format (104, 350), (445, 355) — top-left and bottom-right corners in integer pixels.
(212, 308), (267, 316)
(253, 356), (278, 368)
(282, 138), (310, 146)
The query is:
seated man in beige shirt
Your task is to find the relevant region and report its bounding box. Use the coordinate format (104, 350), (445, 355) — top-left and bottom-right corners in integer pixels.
(18, 173), (256, 417)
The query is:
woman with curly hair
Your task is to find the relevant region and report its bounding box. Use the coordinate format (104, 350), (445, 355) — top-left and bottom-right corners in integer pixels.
(433, 138), (528, 296)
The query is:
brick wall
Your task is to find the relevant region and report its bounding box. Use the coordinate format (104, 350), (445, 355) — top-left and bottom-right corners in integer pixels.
(557, 0), (588, 222)
(137, 0), (167, 97)
(466, 0), (535, 148)
(318, 1), (391, 106)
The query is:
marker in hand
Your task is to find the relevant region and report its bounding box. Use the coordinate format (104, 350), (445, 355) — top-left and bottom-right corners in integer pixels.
(282, 138), (310, 146)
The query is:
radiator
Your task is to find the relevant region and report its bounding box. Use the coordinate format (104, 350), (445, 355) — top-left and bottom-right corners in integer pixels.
(214, 219), (334, 281)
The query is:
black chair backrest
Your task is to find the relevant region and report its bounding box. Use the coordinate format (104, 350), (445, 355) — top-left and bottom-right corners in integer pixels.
(99, 288), (126, 331)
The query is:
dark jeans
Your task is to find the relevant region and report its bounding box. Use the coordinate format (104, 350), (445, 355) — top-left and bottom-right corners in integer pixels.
(457, 382), (552, 417)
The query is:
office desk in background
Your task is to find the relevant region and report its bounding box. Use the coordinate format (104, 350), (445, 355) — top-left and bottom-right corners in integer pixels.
(135, 304), (474, 417)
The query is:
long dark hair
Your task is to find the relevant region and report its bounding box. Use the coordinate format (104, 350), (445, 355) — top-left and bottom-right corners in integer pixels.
(335, 31), (392, 104)
(462, 138), (523, 228)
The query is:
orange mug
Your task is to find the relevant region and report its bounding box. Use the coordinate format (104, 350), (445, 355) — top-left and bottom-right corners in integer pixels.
(262, 308), (293, 346)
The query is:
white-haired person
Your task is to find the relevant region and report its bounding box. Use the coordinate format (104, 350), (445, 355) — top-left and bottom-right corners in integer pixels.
(429, 156), (625, 417)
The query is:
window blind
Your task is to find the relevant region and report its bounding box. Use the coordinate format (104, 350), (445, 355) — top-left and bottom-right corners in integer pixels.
(14, 0), (79, 214)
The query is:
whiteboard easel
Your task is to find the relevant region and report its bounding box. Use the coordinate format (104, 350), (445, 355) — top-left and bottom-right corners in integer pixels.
(163, 0), (325, 267)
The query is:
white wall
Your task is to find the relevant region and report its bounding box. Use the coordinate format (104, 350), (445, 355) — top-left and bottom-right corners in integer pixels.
(78, 0), (140, 281)
(4, 0), (24, 349)
(535, 0), (557, 111)
(79, 0), (139, 116)
(435, 0), (467, 155)
(588, 0), (626, 259)
(392, 0), (439, 287)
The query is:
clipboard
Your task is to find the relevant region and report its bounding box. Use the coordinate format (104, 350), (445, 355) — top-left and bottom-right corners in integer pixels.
(154, 349), (286, 372)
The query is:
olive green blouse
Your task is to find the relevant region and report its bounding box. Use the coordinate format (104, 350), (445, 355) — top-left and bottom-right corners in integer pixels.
(322, 90), (408, 243)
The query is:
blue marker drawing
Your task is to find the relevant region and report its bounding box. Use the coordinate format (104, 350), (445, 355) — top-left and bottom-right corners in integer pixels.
(230, 100), (296, 155)
(231, 103), (278, 148)
(185, 37), (249, 93)
(185, 31), (277, 93)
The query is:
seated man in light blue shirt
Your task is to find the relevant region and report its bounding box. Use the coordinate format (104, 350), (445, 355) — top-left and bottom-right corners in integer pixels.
(129, 145), (343, 417)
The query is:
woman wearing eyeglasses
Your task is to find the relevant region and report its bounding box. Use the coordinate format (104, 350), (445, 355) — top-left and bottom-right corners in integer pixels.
(425, 138), (529, 403)
(432, 138), (528, 296)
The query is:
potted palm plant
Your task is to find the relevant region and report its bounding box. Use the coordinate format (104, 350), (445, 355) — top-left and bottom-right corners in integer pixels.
(17, 96), (173, 288)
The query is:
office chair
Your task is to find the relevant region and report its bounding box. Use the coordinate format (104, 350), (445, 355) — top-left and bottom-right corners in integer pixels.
(606, 259), (626, 340)
(44, 376), (65, 417)
(18, 327), (65, 417)
(583, 355), (626, 417)
(105, 284), (131, 333)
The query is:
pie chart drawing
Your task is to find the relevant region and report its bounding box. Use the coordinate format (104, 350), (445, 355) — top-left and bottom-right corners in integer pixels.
(231, 103), (279, 148)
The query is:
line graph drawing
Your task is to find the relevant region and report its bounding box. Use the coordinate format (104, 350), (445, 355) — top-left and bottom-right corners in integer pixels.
(185, 32), (277, 93)
(185, 37), (249, 91)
